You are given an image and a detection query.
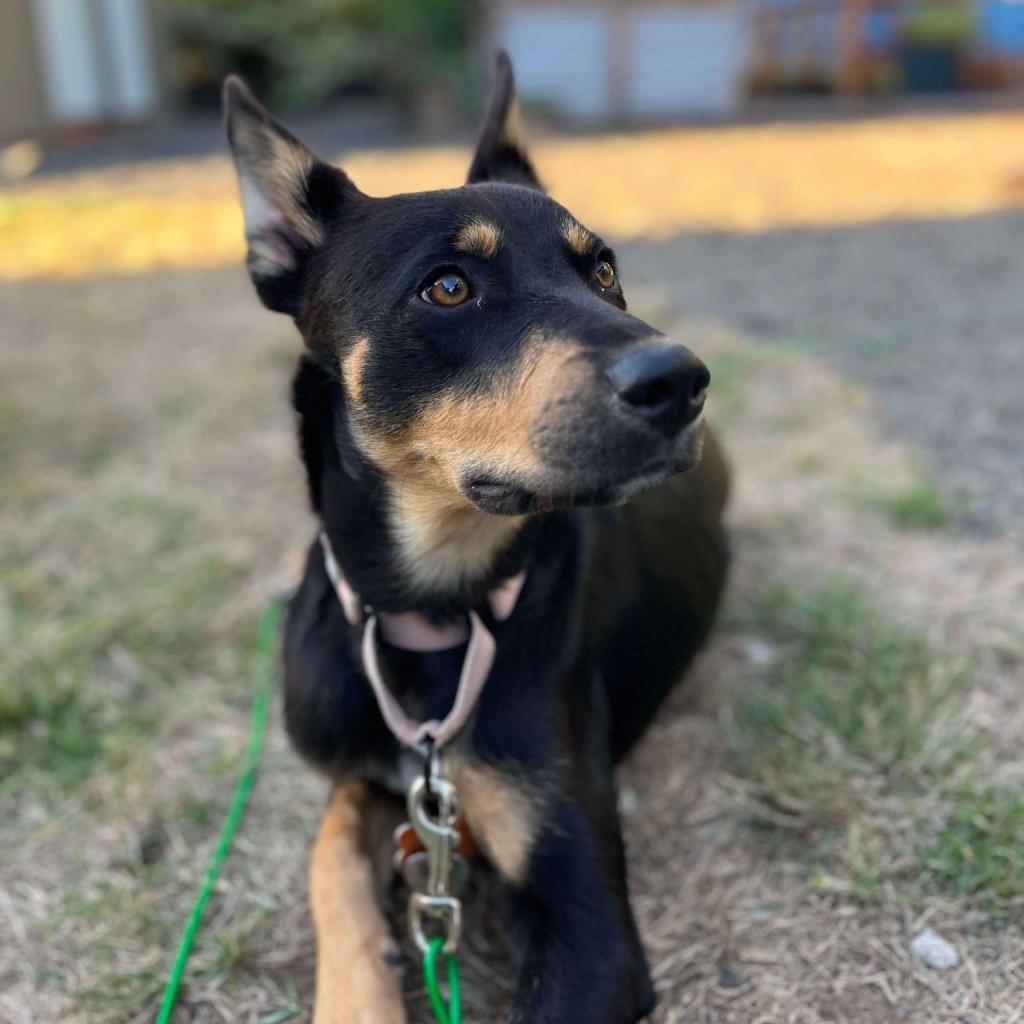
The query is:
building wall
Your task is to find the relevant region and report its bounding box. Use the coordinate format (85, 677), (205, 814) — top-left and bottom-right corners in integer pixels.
(0, 0), (48, 139)
(0, 0), (158, 142)
(491, 0), (750, 121)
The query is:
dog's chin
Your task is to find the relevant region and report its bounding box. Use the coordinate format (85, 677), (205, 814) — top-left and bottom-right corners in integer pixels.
(462, 421), (706, 516)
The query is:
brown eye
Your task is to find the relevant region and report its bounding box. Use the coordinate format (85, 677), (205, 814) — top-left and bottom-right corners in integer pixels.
(423, 273), (470, 307)
(594, 260), (615, 289)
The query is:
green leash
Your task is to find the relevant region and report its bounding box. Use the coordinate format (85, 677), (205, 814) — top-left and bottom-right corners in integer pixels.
(424, 936), (462, 1024)
(155, 598), (281, 1024)
(155, 596), (462, 1024)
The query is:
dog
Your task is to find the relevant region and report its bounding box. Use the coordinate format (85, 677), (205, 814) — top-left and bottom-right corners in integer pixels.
(224, 52), (729, 1024)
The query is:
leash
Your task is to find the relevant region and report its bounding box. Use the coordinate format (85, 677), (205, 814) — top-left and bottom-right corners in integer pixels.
(320, 530), (525, 1024)
(425, 936), (462, 1024)
(156, 532), (489, 1024)
(155, 597), (282, 1024)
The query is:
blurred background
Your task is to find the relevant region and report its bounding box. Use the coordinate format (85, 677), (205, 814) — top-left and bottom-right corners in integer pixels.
(2, 3), (1023, 1024)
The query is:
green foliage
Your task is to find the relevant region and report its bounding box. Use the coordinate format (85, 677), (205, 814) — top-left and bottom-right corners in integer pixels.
(728, 580), (973, 827)
(904, 4), (977, 47)
(924, 786), (1024, 913)
(166, 0), (480, 109)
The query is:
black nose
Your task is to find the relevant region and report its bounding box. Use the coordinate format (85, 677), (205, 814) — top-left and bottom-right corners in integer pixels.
(606, 342), (710, 433)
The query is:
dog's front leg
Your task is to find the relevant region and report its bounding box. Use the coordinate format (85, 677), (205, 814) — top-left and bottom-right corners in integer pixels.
(505, 798), (654, 1024)
(309, 782), (406, 1024)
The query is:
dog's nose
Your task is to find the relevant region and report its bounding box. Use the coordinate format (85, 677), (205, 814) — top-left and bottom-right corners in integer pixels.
(606, 343), (709, 433)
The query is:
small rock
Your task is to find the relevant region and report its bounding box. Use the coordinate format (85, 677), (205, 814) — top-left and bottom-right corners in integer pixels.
(718, 962), (746, 989)
(743, 638), (778, 668)
(910, 928), (960, 969)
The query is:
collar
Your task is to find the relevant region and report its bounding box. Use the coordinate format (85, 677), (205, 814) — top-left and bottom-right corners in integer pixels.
(318, 530), (526, 751)
(318, 531), (526, 648)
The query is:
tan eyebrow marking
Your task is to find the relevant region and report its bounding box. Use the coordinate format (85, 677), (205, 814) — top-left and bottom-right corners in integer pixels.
(343, 336), (370, 404)
(562, 217), (597, 257)
(453, 219), (502, 259)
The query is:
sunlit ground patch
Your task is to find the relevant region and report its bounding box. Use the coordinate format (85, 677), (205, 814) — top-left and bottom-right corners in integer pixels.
(2, 110), (1024, 280)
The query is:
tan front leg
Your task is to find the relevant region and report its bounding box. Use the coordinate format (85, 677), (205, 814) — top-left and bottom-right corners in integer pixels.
(309, 783), (406, 1024)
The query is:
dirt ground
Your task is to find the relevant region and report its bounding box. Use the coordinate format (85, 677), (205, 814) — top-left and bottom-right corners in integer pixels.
(2, 113), (1023, 1024)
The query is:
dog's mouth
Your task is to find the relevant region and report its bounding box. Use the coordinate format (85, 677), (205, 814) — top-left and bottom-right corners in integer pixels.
(465, 469), (670, 515)
(462, 420), (706, 516)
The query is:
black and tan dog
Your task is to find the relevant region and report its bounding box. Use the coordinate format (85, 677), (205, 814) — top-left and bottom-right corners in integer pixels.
(224, 53), (729, 1024)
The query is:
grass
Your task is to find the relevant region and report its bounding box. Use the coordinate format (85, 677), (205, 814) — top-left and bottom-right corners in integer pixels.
(50, 674), (282, 1024)
(0, 488), (244, 791)
(0, 392), (127, 510)
(728, 579), (1024, 913)
(65, 805), (299, 1024)
(924, 786), (1024, 915)
(1, 267), (319, 1024)
(722, 580), (1023, 909)
(852, 473), (958, 530)
(728, 580), (973, 824)
(3, 153), (1022, 1018)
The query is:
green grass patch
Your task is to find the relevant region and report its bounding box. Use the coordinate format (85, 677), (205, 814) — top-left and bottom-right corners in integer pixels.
(724, 579), (1024, 911)
(852, 474), (958, 531)
(924, 786), (1024, 914)
(727, 580), (973, 828)
(0, 488), (243, 790)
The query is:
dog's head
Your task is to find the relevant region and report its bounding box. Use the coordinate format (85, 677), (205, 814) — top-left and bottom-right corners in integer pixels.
(225, 53), (708, 520)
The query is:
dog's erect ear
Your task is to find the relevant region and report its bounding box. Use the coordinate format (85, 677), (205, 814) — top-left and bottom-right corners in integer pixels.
(466, 51), (542, 191)
(223, 76), (360, 315)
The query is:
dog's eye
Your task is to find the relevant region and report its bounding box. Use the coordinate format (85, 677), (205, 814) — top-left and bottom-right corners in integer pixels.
(594, 260), (616, 289)
(422, 273), (470, 307)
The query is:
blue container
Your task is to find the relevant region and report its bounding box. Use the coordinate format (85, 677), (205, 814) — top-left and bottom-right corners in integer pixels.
(979, 0), (1024, 55)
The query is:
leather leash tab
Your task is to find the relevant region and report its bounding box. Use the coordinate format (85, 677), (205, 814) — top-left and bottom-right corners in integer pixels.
(361, 610), (496, 750)
(318, 530), (519, 753)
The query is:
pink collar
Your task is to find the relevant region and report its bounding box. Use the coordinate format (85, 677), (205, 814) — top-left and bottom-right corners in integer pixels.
(318, 531), (526, 752)
(318, 531), (526, 650)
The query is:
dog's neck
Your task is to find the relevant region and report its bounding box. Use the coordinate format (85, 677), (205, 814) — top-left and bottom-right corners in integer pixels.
(384, 469), (525, 597)
(294, 357), (537, 619)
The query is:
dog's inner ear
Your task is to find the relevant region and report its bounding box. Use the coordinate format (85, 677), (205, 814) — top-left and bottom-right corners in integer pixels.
(224, 76), (359, 315)
(466, 51), (543, 191)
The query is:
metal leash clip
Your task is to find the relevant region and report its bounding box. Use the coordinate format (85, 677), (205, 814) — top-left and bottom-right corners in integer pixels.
(407, 752), (463, 954)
